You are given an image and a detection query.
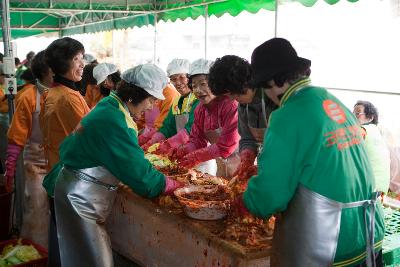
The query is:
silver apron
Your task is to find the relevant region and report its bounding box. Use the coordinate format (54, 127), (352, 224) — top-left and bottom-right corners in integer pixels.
(54, 166), (119, 267)
(20, 88), (49, 247)
(204, 112), (240, 178)
(273, 185), (379, 267)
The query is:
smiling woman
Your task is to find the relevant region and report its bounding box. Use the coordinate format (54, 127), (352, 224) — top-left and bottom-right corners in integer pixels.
(40, 38), (91, 265)
(41, 37), (90, 172)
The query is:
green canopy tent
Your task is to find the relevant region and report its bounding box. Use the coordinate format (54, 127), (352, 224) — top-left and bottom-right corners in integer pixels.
(2, 0), (360, 40)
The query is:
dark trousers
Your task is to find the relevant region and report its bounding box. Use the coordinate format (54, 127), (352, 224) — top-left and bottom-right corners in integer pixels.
(48, 197), (61, 267)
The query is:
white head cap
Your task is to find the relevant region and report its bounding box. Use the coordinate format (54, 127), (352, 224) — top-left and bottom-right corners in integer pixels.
(166, 58), (190, 77)
(189, 59), (214, 76)
(83, 54), (97, 64)
(121, 64), (167, 100)
(93, 63), (118, 85)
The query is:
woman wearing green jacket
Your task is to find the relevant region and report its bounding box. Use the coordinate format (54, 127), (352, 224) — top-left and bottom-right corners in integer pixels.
(43, 64), (184, 267)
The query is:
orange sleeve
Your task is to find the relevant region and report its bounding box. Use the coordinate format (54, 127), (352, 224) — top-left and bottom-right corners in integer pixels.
(84, 85), (102, 108)
(63, 91), (90, 133)
(0, 87), (9, 113)
(7, 88), (35, 146)
(153, 84), (180, 129)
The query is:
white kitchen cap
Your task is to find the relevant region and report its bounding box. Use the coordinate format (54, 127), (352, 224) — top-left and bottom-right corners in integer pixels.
(83, 54), (97, 64)
(93, 63), (118, 85)
(121, 64), (167, 100)
(189, 58), (214, 76)
(166, 58), (190, 77)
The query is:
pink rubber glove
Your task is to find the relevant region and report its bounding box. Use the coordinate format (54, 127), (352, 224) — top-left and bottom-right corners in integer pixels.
(155, 129), (189, 156)
(5, 144), (23, 193)
(234, 149), (257, 180)
(179, 147), (215, 169)
(171, 143), (197, 161)
(138, 127), (157, 146)
(141, 132), (166, 151)
(163, 176), (185, 195)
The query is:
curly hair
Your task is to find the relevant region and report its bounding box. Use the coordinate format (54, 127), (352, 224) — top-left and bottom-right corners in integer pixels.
(45, 37), (85, 75)
(208, 55), (252, 96)
(31, 50), (50, 81)
(355, 100), (379, 125)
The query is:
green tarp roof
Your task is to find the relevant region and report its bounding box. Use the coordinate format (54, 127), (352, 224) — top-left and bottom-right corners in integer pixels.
(1, 0), (359, 40)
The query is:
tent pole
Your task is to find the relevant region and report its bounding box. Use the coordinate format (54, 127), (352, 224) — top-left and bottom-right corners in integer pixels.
(2, 0), (13, 59)
(1, 0), (15, 121)
(153, 13), (158, 64)
(274, 0), (279, 37)
(2, 0), (19, 238)
(204, 5), (208, 59)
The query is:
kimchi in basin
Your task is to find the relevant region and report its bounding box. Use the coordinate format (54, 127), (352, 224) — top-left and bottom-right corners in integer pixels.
(174, 185), (231, 220)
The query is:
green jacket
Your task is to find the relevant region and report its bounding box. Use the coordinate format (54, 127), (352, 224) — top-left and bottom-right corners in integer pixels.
(42, 92), (166, 198)
(243, 79), (384, 266)
(159, 93), (199, 138)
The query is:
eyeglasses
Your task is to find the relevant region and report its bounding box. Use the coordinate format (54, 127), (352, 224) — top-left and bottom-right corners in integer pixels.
(353, 112), (365, 116)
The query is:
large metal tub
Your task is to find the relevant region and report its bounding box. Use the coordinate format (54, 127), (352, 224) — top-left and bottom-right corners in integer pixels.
(107, 188), (272, 267)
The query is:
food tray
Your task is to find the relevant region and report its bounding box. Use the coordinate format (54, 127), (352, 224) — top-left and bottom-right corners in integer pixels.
(174, 185), (230, 220)
(0, 239), (47, 267)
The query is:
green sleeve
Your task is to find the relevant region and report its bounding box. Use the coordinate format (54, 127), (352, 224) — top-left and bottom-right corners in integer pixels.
(75, 111), (166, 198)
(184, 99), (200, 134)
(243, 128), (298, 218)
(101, 125), (165, 198)
(158, 107), (177, 138)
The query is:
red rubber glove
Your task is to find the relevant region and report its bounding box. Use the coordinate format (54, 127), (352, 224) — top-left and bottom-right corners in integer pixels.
(155, 129), (189, 156)
(141, 132), (166, 151)
(179, 147), (214, 169)
(231, 194), (251, 217)
(138, 127), (157, 146)
(163, 176), (185, 195)
(5, 144), (23, 193)
(234, 149), (257, 180)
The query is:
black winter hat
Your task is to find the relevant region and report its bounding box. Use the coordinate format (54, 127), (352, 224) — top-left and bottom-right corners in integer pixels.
(251, 38), (311, 86)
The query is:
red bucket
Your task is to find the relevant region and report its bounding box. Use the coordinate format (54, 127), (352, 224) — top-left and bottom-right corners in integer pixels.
(0, 182), (12, 240)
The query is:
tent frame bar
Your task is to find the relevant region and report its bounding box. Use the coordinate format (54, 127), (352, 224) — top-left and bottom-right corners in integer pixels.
(10, 0), (228, 15)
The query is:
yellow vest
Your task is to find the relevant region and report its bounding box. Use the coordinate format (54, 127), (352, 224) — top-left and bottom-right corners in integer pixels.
(171, 93), (197, 115)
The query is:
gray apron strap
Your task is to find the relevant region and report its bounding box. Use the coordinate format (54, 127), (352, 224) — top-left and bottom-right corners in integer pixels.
(340, 192), (380, 267)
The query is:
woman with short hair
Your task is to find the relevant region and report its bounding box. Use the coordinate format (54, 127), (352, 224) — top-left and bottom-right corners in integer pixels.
(173, 59), (240, 177)
(354, 100), (391, 193)
(41, 37), (90, 172)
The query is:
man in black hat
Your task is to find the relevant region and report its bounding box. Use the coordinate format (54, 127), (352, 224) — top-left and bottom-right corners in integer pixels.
(235, 38), (384, 266)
